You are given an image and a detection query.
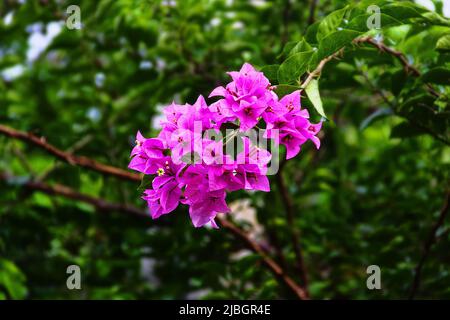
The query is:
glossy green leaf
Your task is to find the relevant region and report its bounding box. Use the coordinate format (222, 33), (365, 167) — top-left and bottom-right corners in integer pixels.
(289, 39), (313, 55)
(381, 3), (423, 21)
(260, 64), (280, 83)
(317, 6), (348, 41)
(317, 30), (362, 60)
(346, 13), (402, 32)
(304, 79), (326, 118)
(274, 84), (300, 96)
(277, 51), (314, 84)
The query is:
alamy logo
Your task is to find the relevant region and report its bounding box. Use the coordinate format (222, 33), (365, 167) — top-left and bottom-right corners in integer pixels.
(66, 5), (81, 30)
(366, 5), (381, 30)
(66, 265), (81, 290)
(366, 265), (381, 290)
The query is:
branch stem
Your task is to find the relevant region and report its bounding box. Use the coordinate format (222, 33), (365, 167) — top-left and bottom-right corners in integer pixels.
(0, 125), (140, 182)
(0, 125), (309, 299)
(409, 191), (450, 299)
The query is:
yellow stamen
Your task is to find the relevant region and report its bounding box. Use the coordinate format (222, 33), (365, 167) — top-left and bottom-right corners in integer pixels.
(157, 168), (165, 176)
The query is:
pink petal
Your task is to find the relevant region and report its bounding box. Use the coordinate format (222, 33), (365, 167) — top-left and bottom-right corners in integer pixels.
(209, 86), (227, 98)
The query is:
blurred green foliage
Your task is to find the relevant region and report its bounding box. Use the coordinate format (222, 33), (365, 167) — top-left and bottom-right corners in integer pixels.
(0, 0), (449, 299)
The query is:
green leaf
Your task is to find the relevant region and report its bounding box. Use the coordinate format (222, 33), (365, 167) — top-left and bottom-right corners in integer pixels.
(423, 12), (450, 27)
(436, 34), (450, 52)
(276, 39), (312, 61)
(277, 51), (314, 84)
(346, 13), (402, 32)
(352, 0), (389, 14)
(304, 79), (326, 118)
(317, 6), (348, 41)
(399, 94), (435, 114)
(421, 67), (450, 85)
(317, 30), (362, 60)
(289, 39), (312, 55)
(381, 3), (423, 22)
(260, 64), (279, 83)
(274, 84), (300, 96)
(0, 259), (28, 299)
(305, 21), (320, 44)
(277, 41), (297, 60)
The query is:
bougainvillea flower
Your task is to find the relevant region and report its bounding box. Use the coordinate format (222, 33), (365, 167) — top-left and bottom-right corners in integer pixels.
(280, 129), (307, 160)
(188, 190), (230, 228)
(128, 132), (166, 174)
(209, 63), (276, 132)
(294, 116), (322, 149)
(141, 157), (184, 219)
(278, 90), (302, 116)
(207, 163), (245, 192)
(237, 136), (272, 169)
(129, 62), (323, 228)
(242, 165), (270, 191)
(130, 131), (146, 157)
(208, 99), (236, 128)
(142, 181), (182, 219)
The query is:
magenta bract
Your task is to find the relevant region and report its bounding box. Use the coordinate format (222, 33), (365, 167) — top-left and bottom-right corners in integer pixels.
(128, 63), (322, 228)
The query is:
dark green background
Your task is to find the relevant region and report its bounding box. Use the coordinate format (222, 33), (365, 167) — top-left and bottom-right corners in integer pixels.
(0, 0), (449, 299)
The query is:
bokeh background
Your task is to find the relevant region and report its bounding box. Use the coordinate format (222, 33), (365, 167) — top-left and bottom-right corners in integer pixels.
(0, 0), (449, 299)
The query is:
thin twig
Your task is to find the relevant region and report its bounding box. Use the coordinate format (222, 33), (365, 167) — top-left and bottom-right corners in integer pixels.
(354, 36), (440, 98)
(355, 36), (421, 76)
(360, 67), (450, 146)
(37, 134), (94, 182)
(217, 217), (309, 300)
(0, 127), (309, 299)
(276, 160), (310, 295)
(0, 125), (140, 182)
(0, 170), (308, 299)
(300, 49), (343, 89)
(267, 228), (289, 271)
(409, 190), (450, 299)
(0, 172), (150, 220)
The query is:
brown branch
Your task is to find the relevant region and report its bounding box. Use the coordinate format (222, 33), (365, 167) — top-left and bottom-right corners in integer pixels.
(0, 170), (308, 299)
(275, 160), (310, 296)
(266, 228), (289, 271)
(0, 126), (309, 299)
(300, 49), (343, 89)
(37, 135), (94, 182)
(0, 172), (151, 220)
(0, 125), (140, 182)
(360, 62), (450, 146)
(217, 217), (309, 300)
(301, 36), (439, 97)
(409, 190), (450, 299)
(355, 36), (421, 76)
(354, 36), (440, 98)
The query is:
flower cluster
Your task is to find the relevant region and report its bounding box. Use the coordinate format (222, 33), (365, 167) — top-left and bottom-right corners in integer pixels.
(129, 63), (322, 228)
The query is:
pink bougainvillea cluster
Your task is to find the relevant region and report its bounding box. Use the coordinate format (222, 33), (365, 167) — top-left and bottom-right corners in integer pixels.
(128, 63), (322, 228)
